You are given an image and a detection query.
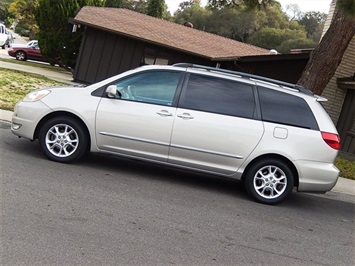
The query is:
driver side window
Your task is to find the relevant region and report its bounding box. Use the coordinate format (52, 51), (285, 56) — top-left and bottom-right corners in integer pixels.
(112, 71), (182, 106)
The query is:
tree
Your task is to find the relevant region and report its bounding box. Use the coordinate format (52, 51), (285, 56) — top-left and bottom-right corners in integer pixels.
(205, 7), (263, 42)
(277, 38), (317, 54)
(147, 0), (165, 18)
(132, 0), (149, 13)
(299, 11), (327, 41)
(111, 0), (147, 11)
(284, 3), (302, 20)
(205, 1), (307, 45)
(36, 0), (104, 69)
(104, 0), (124, 7)
(248, 27), (313, 53)
(0, 0), (12, 25)
(174, 1), (210, 29)
(208, 0), (355, 96)
(297, 0), (355, 95)
(208, 0), (277, 9)
(8, 0), (39, 38)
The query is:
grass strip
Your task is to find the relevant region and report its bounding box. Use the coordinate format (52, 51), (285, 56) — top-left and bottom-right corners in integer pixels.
(0, 68), (65, 110)
(0, 57), (70, 72)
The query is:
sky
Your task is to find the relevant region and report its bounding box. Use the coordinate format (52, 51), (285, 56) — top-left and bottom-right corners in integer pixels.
(165, 0), (333, 14)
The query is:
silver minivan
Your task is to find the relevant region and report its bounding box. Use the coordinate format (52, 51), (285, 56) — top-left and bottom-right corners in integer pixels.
(11, 64), (340, 204)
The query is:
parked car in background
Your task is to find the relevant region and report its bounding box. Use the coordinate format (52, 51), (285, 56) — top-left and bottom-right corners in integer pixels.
(8, 40), (45, 62)
(11, 39), (38, 48)
(0, 23), (7, 49)
(11, 64), (340, 205)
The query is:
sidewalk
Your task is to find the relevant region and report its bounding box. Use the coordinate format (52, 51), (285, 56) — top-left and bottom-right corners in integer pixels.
(1, 105), (354, 196)
(331, 176), (355, 195)
(1, 109), (12, 122)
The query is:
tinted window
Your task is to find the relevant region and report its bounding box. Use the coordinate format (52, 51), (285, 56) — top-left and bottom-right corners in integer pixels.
(258, 87), (318, 130)
(179, 74), (255, 118)
(112, 71), (182, 106)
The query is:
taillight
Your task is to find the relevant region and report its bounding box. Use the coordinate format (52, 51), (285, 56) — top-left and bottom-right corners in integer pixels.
(321, 132), (340, 150)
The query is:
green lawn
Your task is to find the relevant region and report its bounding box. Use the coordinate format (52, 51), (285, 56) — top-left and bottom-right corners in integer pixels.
(336, 157), (355, 180)
(0, 68), (354, 180)
(0, 68), (65, 110)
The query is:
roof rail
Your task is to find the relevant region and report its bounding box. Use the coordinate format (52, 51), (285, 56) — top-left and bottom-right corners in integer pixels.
(173, 63), (313, 96)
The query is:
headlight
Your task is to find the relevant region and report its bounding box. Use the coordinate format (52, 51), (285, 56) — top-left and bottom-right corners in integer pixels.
(23, 90), (51, 102)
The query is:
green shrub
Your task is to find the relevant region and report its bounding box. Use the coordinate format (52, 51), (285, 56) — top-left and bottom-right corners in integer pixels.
(335, 157), (355, 180)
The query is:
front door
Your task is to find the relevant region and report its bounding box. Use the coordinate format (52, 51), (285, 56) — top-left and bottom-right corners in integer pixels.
(96, 70), (183, 162)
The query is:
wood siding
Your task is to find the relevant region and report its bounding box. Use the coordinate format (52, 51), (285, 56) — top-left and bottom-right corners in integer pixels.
(337, 89), (355, 159)
(73, 27), (215, 84)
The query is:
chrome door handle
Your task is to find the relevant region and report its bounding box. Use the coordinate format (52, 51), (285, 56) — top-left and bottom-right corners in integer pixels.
(156, 110), (173, 117)
(177, 113), (194, 120)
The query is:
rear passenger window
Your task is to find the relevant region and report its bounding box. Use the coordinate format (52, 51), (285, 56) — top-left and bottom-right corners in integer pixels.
(258, 87), (319, 130)
(179, 74), (255, 118)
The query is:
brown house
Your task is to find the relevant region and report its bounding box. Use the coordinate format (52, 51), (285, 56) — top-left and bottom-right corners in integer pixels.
(72, 7), (310, 85)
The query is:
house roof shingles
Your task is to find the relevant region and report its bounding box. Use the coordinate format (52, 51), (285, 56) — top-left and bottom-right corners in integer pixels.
(74, 7), (270, 60)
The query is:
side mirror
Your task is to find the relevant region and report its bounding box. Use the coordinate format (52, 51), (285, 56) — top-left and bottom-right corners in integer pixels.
(105, 85), (121, 98)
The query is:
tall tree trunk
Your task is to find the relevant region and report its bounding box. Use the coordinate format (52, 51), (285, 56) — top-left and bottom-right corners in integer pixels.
(297, 9), (355, 95)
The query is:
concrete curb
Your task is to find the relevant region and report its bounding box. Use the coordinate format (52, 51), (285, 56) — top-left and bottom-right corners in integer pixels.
(0, 109), (13, 122)
(1, 108), (354, 196)
(331, 176), (355, 196)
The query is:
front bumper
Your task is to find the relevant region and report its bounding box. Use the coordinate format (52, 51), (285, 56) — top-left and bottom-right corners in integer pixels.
(295, 160), (340, 192)
(7, 50), (15, 57)
(11, 100), (51, 140)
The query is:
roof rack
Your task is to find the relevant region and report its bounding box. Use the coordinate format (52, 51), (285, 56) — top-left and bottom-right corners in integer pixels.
(173, 63), (313, 96)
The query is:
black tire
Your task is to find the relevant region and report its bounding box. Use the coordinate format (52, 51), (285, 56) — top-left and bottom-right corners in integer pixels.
(244, 159), (294, 205)
(38, 116), (89, 163)
(15, 51), (26, 61)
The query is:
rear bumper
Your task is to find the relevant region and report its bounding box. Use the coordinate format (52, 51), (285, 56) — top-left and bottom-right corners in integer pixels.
(295, 160), (340, 192)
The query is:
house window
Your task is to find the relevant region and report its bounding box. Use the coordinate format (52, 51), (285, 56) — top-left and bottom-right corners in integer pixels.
(141, 47), (169, 66)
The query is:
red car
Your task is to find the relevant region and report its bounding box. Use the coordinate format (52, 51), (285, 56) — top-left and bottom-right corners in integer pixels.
(8, 40), (46, 62)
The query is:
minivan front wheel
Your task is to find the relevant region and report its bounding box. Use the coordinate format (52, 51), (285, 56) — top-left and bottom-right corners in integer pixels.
(245, 159), (294, 204)
(38, 117), (88, 163)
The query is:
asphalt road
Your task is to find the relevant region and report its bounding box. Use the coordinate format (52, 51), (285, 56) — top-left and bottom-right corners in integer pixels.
(1, 121), (355, 265)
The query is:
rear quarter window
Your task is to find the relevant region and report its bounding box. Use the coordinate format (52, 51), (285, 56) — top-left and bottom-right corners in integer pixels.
(258, 86), (319, 130)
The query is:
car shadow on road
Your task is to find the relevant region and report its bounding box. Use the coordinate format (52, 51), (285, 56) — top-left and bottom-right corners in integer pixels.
(80, 153), (355, 211)
(80, 152), (248, 198)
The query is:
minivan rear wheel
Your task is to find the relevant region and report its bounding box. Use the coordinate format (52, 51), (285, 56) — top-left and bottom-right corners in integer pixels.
(245, 159), (294, 204)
